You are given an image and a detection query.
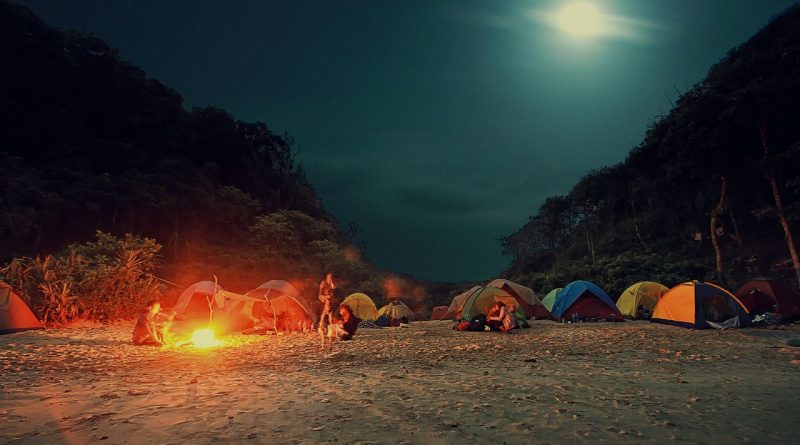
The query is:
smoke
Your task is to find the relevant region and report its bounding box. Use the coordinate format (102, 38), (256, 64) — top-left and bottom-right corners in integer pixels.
(383, 276), (427, 305)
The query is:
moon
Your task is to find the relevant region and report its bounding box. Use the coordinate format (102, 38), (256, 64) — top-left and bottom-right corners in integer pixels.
(555, 2), (605, 38)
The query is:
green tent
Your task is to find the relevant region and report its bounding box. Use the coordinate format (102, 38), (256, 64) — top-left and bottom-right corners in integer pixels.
(541, 288), (562, 312)
(461, 286), (524, 321)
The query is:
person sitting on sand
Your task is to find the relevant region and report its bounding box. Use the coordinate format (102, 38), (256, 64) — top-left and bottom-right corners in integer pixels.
(486, 302), (515, 333)
(132, 300), (164, 346)
(331, 304), (360, 341)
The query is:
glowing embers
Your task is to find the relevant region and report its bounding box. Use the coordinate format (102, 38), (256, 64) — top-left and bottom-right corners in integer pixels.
(190, 327), (223, 348)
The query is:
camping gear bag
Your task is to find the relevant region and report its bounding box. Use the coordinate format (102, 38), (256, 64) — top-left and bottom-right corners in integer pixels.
(469, 314), (487, 332)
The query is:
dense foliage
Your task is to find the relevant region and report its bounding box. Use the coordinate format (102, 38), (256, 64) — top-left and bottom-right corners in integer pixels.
(1, 232), (163, 324)
(0, 1), (399, 320)
(502, 5), (800, 296)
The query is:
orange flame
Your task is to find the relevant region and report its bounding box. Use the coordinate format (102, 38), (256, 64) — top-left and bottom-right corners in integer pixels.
(191, 328), (223, 348)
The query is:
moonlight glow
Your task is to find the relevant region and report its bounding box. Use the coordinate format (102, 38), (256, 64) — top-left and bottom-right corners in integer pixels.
(555, 2), (605, 38)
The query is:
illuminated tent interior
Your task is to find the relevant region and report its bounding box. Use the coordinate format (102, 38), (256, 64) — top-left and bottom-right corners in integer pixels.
(172, 281), (225, 320)
(245, 281), (317, 331)
(459, 286), (522, 321)
(172, 280), (316, 333)
(487, 279), (550, 318)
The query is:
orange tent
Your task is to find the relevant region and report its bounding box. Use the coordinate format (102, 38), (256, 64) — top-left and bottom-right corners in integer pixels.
(1, 281), (44, 334)
(652, 281), (751, 329)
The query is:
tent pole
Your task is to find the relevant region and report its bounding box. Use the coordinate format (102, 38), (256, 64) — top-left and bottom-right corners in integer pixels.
(205, 294), (213, 323)
(263, 288), (278, 335)
(210, 274), (219, 323)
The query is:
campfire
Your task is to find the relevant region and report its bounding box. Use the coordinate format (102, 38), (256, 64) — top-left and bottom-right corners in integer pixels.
(189, 327), (223, 348)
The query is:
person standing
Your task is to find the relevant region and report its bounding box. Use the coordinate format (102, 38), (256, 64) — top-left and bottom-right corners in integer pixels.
(318, 272), (336, 334)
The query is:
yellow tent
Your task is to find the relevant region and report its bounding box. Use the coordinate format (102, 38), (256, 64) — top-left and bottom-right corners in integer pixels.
(341, 293), (379, 321)
(617, 281), (669, 319)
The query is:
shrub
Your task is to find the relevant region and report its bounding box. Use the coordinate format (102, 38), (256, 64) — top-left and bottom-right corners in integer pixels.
(1, 231), (163, 325)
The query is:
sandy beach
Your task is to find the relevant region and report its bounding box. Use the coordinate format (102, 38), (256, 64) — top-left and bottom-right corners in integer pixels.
(2, 320), (800, 444)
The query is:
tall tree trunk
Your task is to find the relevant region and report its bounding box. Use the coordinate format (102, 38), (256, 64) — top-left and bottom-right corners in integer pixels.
(585, 225), (596, 266)
(760, 123), (800, 288)
(630, 199), (648, 250)
(728, 208), (743, 248)
(710, 177), (727, 283)
(768, 176), (800, 288)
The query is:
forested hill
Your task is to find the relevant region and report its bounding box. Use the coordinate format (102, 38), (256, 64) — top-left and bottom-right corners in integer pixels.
(0, 1), (330, 257)
(502, 5), (800, 295)
(0, 0), (401, 302)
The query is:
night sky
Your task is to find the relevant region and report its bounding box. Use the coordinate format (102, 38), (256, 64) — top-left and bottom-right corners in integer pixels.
(18, 0), (798, 282)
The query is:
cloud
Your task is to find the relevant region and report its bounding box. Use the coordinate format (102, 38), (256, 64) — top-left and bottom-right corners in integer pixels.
(525, 4), (667, 45)
(445, 2), (666, 46)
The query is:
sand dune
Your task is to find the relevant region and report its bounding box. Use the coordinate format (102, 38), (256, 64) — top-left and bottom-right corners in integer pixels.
(2, 320), (799, 444)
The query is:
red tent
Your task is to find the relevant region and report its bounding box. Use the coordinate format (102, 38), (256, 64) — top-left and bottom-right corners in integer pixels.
(1, 281), (44, 334)
(430, 306), (449, 320)
(736, 279), (800, 320)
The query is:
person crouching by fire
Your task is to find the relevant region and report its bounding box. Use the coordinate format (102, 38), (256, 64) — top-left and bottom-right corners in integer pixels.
(331, 304), (360, 341)
(132, 300), (164, 346)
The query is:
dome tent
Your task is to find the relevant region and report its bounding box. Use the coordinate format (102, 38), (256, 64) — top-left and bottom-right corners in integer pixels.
(735, 279), (800, 320)
(1, 281), (44, 334)
(246, 280), (317, 325)
(541, 288), (562, 312)
(442, 286), (481, 320)
(550, 281), (621, 321)
(459, 286), (520, 321)
(486, 279), (550, 318)
(172, 281), (225, 319)
(430, 306), (449, 320)
(617, 281), (669, 319)
(341, 293), (379, 321)
(652, 281), (751, 329)
(377, 300), (414, 323)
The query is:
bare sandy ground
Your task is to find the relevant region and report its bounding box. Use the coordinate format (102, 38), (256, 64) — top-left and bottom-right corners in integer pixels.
(2, 320), (800, 444)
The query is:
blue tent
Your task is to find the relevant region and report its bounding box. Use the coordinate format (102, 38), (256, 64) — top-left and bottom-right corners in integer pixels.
(550, 280), (622, 320)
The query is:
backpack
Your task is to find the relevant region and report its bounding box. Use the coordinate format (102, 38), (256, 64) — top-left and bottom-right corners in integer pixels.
(376, 315), (390, 327)
(469, 314), (487, 332)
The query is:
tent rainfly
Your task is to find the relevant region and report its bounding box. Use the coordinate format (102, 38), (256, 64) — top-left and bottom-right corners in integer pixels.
(486, 279), (550, 318)
(1, 281), (44, 334)
(617, 281), (669, 319)
(341, 293), (379, 321)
